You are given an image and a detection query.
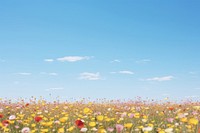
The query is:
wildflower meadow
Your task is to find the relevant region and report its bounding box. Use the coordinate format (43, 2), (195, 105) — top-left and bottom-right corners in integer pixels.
(0, 98), (199, 133)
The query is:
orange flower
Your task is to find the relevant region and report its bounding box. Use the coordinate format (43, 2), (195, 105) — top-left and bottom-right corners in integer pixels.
(2, 120), (9, 126)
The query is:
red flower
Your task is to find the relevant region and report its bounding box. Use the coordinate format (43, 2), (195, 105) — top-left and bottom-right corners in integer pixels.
(0, 114), (3, 118)
(2, 120), (9, 126)
(75, 120), (84, 128)
(25, 103), (30, 107)
(169, 107), (174, 111)
(34, 116), (42, 122)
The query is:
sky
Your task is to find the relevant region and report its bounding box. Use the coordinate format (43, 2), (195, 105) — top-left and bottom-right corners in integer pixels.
(0, 1), (200, 101)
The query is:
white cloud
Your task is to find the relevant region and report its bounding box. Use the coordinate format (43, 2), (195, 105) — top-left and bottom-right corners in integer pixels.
(184, 95), (200, 98)
(119, 71), (134, 75)
(146, 76), (174, 81)
(46, 87), (64, 91)
(111, 70), (134, 75)
(40, 72), (58, 76)
(44, 59), (54, 62)
(16, 73), (32, 76)
(49, 73), (58, 76)
(136, 59), (151, 64)
(57, 56), (90, 62)
(79, 72), (101, 80)
(110, 59), (121, 63)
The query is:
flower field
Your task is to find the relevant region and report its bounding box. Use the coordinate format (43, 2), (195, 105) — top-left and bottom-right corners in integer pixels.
(0, 98), (199, 133)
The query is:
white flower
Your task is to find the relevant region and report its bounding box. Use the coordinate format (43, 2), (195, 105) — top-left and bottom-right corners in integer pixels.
(0, 108), (3, 112)
(175, 123), (179, 126)
(91, 127), (98, 131)
(9, 115), (16, 120)
(135, 128), (139, 131)
(54, 120), (60, 124)
(44, 110), (48, 113)
(184, 113), (189, 116)
(37, 112), (42, 114)
(80, 128), (88, 132)
(21, 127), (30, 133)
(142, 127), (153, 132)
(165, 128), (173, 133)
(142, 119), (147, 122)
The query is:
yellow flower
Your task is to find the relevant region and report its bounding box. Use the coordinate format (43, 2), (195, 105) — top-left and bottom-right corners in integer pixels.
(188, 118), (198, 125)
(97, 115), (104, 121)
(124, 123), (133, 128)
(67, 126), (75, 132)
(59, 117), (68, 123)
(31, 124), (36, 128)
(186, 125), (192, 129)
(89, 122), (96, 127)
(3, 127), (9, 132)
(41, 121), (53, 127)
(105, 118), (111, 122)
(98, 128), (106, 133)
(0, 123), (2, 127)
(134, 113), (140, 118)
(58, 128), (65, 133)
(31, 130), (36, 133)
(193, 106), (200, 110)
(143, 115), (148, 119)
(180, 117), (187, 122)
(40, 129), (49, 133)
(83, 107), (92, 114)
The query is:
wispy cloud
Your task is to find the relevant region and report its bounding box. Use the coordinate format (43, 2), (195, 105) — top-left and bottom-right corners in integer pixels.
(79, 72), (101, 80)
(57, 56), (91, 62)
(40, 72), (58, 76)
(45, 87), (64, 91)
(184, 95), (200, 98)
(44, 59), (54, 62)
(146, 76), (174, 81)
(111, 70), (134, 75)
(49, 73), (58, 76)
(110, 59), (121, 63)
(119, 71), (134, 74)
(136, 59), (151, 64)
(16, 73), (32, 76)
(189, 71), (199, 75)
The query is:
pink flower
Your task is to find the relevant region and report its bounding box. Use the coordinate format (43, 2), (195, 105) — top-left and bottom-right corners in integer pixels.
(166, 118), (174, 123)
(15, 125), (19, 129)
(107, 127), (114, 132)
(21, 127), (30, 133)
(121, 112), (127, 118)
(116, 124), (124, 133)
(192, 111), (198, 115)
(129, 113), (134, 118)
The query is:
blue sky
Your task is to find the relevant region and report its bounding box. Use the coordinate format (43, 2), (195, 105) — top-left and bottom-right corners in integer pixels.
(0, 1), (200, 101)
